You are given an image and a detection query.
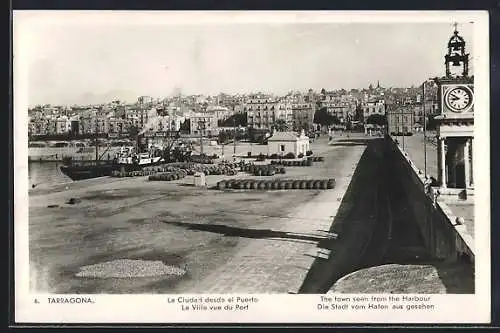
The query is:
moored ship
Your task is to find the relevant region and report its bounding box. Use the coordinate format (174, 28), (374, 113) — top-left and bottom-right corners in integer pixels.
(59, 159), (118, 181)
(60, 147), (164, 181)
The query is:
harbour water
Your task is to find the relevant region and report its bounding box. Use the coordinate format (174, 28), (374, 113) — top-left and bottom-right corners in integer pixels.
(28, 161), (72, 188)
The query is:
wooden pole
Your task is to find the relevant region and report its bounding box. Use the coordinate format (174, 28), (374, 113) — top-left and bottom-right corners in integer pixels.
(233, 117), (237, 155)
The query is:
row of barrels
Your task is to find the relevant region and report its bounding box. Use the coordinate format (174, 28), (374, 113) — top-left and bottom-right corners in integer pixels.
(216, 178), (336, 190)
(142, 162), (238, 176)
(148, 170), (187, 181)
(142, 165), (182, 173)
(189, 155), (216, 164)
(111, 170), (159, 178)
(241, 164), (286, 174)
(308, 156), (325, 162)
(270, 159), (313, 167)
(185, 165), (238, 176)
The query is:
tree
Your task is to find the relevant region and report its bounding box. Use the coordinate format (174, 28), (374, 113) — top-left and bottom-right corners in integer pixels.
(330, 115), (341, 125)
(218, 130), (230, 144)
(219, 113), (247, 127)
(179, 119), (191, 134)
(128, 125), (139, 139)
(273, 119), (289, 132)
(313, 107), (329, 126)
(313, 107), (339, 127)
(365, 114), (387, 127)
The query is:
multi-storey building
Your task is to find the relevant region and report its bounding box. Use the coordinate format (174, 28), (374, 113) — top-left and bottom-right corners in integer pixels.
(144, 114), (184, 133)
(412, 105), (424, 125)
(55, 116), (71, 134)
(79, 114), (108, 135)
(245, 95), (278, 130)
(28, 118), (50, 136)
(387, 105), (414, 135)
(46, 118), (58, 135)
(190, 113), (219, 137)
(291, 103), (315, 131)
(361, 99), (386, 122)
(206, 105), (233, 122)
(275, 102), (294, 130)
(216, 93), (239, 109)
(107, 117), (129, 136)
(320, 97), (356, 124)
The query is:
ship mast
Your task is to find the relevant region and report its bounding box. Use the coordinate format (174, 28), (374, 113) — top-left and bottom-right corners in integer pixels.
(137, 97), (143, 154)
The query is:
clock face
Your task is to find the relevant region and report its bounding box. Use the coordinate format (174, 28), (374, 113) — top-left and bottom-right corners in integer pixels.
(444, 86), (473, 112)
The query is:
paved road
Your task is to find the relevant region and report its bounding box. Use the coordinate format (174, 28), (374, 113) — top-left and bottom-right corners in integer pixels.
(190, 139), (367, 293)
(299, 138), (388, 293)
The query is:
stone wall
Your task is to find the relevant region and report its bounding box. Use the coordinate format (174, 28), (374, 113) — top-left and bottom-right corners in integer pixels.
(385, 136), (474, 262)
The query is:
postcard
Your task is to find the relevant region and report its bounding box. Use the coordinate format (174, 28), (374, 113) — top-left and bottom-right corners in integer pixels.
(13, 10), (490, 324)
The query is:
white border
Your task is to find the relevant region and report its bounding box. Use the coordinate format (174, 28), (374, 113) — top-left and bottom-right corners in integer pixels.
(14, 10), (491, 324)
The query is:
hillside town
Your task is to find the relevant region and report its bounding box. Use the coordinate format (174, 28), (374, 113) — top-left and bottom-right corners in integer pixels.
(28, 82), (439, 142)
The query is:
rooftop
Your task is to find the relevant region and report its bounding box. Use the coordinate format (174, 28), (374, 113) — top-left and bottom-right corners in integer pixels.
(267, 131), (301, 141)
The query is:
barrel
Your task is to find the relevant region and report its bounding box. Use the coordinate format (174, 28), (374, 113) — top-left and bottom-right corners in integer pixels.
(217, 180), (227, 190)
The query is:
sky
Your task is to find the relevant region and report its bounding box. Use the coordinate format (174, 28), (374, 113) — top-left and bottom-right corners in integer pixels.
(15, 12), (476, 106)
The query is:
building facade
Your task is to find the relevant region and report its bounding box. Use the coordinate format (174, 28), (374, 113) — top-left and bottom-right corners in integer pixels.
(291, 103), (315, 131)
(361, 99), (386, 123)
(387, 105), (414, 135)
(245, 96), (278, 130)
(189, 113), (219, 137)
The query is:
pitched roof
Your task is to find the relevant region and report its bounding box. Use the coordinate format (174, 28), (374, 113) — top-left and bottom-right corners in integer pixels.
(267, 131), (300, 141)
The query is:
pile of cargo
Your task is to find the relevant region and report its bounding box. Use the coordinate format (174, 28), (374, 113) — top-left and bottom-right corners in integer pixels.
(216, 178), (336, 190)
(188, 154), (216, 164)
(143, 164), (184, 172)
(184, 164), (237, 176)
(145, 162), (238, 176)
(269, 156), (324, 167)
(270, 159), (312, 167)
(240, 164), (286, 176)
(110, 170), (159, 178)
(111, 161), (239, 178)
(308, 156), (325, 162)
(148, 170), (187, 181)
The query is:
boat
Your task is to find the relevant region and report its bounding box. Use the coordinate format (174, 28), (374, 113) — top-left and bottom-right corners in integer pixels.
(59, 159), (118, 181)
(59, 105), (187, 181)
(113, 146), (164, 172)
(59, 128), (187, 181)
(60, 144), (165, 181)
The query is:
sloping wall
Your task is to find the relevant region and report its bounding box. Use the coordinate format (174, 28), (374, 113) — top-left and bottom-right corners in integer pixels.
(384, 136), (474, 262)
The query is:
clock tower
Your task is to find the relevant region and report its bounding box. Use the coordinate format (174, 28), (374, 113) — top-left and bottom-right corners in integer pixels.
(434, 24), (474, 198)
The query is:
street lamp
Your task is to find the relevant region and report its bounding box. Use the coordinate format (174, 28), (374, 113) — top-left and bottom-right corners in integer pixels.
(402, 112), (405, 150)
(422, 77), (437, 177)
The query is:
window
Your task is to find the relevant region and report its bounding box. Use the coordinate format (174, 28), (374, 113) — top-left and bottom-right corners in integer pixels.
(280, 145), (285, 152)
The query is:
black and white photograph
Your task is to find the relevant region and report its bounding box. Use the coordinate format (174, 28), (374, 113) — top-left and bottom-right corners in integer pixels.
(14, 11), (490, 323)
